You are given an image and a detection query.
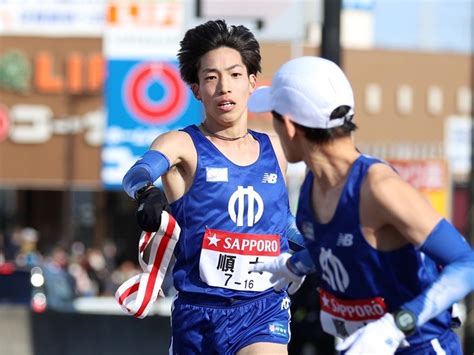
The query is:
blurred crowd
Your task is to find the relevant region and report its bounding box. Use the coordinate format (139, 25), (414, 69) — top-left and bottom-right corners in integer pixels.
(0, 226), (159, 308)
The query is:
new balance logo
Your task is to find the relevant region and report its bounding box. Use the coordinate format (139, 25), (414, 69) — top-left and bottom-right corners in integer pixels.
(336, 233), (353, 247)
(281, 297), (291, 310)
(262, 173), (278, 184)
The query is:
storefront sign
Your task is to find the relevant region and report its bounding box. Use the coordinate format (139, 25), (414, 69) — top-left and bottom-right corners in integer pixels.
(0, 104), (103, 146)
(0, 49), (103, 95)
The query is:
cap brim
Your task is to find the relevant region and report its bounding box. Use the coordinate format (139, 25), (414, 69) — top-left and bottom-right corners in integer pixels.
(248, 86), (273, 113)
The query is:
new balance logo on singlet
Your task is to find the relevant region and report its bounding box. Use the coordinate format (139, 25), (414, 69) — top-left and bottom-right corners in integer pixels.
(336, 233), (354, 247)
(261, 173), (278, 184)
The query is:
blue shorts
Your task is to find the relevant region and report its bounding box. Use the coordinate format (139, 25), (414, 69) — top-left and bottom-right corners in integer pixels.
(170, 291), (291, 355)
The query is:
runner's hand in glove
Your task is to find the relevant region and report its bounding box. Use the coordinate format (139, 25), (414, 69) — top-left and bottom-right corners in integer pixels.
(336, 313), (406, 355)
(136, 187), (170, 232)
(250, 253), (306, 294)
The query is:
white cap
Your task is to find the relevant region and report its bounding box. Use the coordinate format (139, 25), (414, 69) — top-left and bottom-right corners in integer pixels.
(248, 56), (354, 129)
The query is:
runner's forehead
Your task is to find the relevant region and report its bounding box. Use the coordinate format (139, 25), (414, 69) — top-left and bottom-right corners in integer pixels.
(200, 64), (244, 74)
(197, 47), (246, 74)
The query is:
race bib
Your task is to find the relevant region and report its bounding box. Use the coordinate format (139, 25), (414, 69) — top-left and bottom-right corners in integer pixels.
(199, 228), (280, 292)
(318, 288), (388, 338)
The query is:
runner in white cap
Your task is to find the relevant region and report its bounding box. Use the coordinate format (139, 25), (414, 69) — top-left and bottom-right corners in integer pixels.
(248, 56), (474, 354)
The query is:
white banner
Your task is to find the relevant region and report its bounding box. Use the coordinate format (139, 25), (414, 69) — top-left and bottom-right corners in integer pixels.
(104, 0), (184, 59)
(0, 1), (105, 37)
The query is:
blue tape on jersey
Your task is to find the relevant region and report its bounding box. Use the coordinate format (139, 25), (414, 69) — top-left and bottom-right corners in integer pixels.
(122, 150), (170, 199)
(402, 219), (474, 326)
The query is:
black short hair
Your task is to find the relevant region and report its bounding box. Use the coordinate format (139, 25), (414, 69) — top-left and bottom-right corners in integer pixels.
(177, 19), (261, 85)
(272, 105), (357, 144)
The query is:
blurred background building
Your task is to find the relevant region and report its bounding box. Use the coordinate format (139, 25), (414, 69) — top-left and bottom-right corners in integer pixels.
(0, 0), (472, 354)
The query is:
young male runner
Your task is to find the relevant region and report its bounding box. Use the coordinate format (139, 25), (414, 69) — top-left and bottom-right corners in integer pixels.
(248, 56), (474, 354)
(123, 20), (303, 354)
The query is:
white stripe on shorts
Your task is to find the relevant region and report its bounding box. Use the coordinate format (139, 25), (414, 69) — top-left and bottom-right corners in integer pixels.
(431, 338), (446, 355)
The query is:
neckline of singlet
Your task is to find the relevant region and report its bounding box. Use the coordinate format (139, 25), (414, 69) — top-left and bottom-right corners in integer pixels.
(191, 124), (263, 168)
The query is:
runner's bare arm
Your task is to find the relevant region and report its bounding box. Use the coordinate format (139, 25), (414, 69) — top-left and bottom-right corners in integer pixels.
(365, 164), (474, 325)
(363, 163), (441, 247)
(150, 131), (197, 203)
(149, 131), (195, 173)
(122, 130), (197, 231)
(122, 130), (196, 200)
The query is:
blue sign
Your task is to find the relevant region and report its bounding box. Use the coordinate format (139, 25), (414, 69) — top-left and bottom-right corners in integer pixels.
(102, 59), (203, 189)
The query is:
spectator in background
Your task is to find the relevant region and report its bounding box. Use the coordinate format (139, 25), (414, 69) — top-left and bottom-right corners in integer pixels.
(42, 246), (76, 312)
(69, 243), (98, 297)
(15, 227), (41, 267)
(86, 247), (110, 295)
(110, 259), (141, 293)
(6, 226), (22, 262)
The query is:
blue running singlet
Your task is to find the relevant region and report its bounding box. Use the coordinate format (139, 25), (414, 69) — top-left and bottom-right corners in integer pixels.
(168, 125), (293, 354)
(296, 154), (461, 353)
(170, 125), (291, 299)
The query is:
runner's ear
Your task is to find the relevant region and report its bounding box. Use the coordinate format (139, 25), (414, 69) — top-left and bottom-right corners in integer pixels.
(248, 74), (257, 93)
(192, 84), (201, 100)
(283, 115), (297, 139)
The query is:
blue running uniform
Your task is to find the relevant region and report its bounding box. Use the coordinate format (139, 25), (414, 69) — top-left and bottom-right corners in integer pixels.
(169, 125), (292, 354)
(296, 154), (462, 354)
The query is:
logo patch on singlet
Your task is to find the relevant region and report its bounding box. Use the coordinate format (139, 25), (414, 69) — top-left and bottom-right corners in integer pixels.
(228, 186), (264, 227)
(206, 167), (228, 182)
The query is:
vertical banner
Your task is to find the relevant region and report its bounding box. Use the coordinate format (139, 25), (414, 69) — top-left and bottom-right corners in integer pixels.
(388, 159), (450, 219)
(102, 0), (203, 189)
(102, 60), (202, 189)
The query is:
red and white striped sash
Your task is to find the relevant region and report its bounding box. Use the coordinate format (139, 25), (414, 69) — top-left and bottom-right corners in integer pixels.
(115, 212), (180, 318)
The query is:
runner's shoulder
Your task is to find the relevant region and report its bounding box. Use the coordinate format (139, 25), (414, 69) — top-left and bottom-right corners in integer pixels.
(150, 130), (196, 166)
(151, 130), (193, 150)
